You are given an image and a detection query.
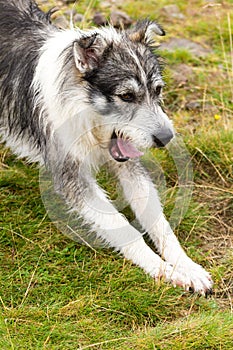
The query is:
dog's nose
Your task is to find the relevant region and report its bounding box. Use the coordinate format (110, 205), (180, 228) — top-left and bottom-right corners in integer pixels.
(152, 128), (174, 148)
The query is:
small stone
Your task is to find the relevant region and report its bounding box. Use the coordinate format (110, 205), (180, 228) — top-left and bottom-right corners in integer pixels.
(185, 101), (201, 110)
(93, 12), (108, 26)
(159, 38), (212, 58)
(110, 10), (133, 28)
(101, 1), (113, 8)
(53, 15), (69, 29)
(161, 4), (185, 20)
(172, 64), (194, 86)
(74, 13), (84, 23)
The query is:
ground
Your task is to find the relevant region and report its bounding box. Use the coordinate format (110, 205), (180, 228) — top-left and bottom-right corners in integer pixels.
(0, 0), (232, 349)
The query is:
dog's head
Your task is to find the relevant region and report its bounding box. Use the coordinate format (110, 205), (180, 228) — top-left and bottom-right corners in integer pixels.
(73, 20), (174, 162)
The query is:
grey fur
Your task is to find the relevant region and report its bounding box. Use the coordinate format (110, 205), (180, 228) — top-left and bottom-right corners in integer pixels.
(0, 0), (213, 295)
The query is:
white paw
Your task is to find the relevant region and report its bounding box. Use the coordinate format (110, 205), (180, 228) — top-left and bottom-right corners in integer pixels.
(161, 260), (213, 296)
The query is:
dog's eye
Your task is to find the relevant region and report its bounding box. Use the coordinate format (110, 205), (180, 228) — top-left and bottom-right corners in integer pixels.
(118, 93), (135, 102)
(155, 85), (162, 96)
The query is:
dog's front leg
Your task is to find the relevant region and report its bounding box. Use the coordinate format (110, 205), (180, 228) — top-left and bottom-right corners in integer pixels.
(75, 179), (175, 279)
(115, 161), (213, 295)
(55, 160), (184, 281)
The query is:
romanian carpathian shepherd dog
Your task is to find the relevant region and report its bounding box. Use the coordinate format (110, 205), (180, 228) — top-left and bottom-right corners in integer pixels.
(0, 0), (213, 295)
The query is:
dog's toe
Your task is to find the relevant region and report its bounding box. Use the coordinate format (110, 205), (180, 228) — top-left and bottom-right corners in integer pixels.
(163, 261), (213, 296)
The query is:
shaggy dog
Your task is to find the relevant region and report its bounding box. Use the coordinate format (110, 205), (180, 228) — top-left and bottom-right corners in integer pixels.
(0, 0), (213, 295)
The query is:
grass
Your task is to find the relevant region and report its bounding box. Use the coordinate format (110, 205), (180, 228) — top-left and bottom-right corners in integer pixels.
(0, 0), (233, 349)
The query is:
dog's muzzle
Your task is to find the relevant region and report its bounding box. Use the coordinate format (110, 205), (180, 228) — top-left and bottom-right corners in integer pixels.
(152, 127), (174, 148)
(109, 126), (174, 162)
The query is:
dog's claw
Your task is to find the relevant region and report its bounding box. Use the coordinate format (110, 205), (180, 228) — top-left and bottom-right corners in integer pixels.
(189, 286), (195, 294)
(187, 286), (213, 298)
(205, 288), (213, 298)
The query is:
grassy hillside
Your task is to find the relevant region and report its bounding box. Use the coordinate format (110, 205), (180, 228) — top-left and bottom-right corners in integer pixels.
(0, 0), (232, 349)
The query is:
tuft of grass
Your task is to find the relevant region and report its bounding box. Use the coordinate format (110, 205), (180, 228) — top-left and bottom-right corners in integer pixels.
(127, 311), (233, 350)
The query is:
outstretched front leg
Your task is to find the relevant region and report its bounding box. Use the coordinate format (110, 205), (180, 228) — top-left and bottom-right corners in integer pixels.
(115, 160), (213, 295)
(54, 156), (198, 285)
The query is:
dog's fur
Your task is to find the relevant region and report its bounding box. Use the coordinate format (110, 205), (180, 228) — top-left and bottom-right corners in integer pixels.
(0, 0), (213, 295)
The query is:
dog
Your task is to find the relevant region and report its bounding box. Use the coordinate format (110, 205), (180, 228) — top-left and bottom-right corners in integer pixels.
(0, 0), (213, 295)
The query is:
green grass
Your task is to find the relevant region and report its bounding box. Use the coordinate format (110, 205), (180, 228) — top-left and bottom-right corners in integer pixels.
(1, 0), (233, 349)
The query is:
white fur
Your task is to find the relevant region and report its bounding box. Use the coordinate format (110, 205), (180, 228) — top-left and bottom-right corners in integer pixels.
(33, 29), (107, 169)
(31, 27), (213, 295)
(116, 162), (212, 292)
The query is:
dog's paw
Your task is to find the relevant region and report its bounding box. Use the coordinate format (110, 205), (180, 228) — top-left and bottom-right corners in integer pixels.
(161, 261), (213, 296)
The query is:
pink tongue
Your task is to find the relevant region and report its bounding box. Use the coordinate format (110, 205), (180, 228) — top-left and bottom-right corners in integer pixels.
(117, 138), (144, 158)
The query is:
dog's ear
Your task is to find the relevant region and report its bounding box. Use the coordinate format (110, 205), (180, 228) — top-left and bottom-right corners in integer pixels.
(73, 33), (106, 74)
(129, 20), (165, 45)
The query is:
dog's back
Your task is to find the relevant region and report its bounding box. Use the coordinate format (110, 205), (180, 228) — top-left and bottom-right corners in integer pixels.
(0, 0), (51, 26)
(0, 0), (54, 160)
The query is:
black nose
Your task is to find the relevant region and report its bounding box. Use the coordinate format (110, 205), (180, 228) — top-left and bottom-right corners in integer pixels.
(153, 128), (174, 148)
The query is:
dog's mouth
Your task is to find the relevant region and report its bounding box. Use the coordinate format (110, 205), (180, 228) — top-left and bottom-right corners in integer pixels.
(109, 131), (144, 162)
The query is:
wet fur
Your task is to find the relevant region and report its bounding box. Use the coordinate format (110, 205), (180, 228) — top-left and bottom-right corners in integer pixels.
(0, 0), (213, 295)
